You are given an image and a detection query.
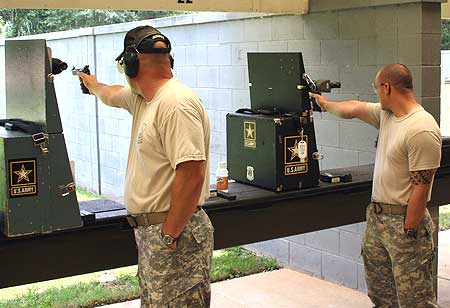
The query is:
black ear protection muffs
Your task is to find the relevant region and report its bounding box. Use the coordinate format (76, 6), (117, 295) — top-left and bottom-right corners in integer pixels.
(169, 54), (174, 70)
(121, 45), (140, 78)
(116, 26), (173, 78)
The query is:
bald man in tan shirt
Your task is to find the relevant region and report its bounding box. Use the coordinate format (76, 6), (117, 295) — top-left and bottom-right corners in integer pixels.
(310, 64), (441, 308)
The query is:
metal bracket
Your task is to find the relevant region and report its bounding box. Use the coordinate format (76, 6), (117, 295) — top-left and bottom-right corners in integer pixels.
(273, 118), (282, 125)
(59, 182), (76, 197)
(47, 73), (54, 83)
(300, 116), (308, 125)
(32, 132), (49, 156)
(312, 152), (324, 160)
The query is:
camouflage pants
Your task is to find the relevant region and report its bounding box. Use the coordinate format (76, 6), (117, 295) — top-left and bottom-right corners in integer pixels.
(133, 209), (214, 308)
(361, 203), (437, 308)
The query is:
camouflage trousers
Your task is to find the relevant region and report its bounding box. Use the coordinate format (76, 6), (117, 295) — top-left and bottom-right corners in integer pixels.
(361, 203), (438, 308)
(133, 209), (214, 308)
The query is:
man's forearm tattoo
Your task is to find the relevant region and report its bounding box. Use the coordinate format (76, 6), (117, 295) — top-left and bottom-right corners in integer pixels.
(409, 169), (435, 185)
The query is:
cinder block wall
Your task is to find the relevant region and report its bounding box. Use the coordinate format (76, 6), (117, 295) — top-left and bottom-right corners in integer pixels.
(0, 1), (442, 290)
(48, 32), (100, 194)
(244, 221), (368, 290)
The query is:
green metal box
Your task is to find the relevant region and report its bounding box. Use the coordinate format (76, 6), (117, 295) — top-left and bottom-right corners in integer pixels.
(0, 129), (81, 236)
(226, 113), (320, 191)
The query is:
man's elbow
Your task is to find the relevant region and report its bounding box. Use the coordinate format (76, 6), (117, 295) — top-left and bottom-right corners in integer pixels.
(347, 101), (367, 120)
(190, 167), (205, 187)
(97, 85), (125, 107)
(194, 164), (206, 186)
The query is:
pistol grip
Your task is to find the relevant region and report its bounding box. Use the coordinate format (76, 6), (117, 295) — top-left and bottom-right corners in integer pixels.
(79, 65), (91, 94)
(79, 79), (90, 94)
(311, 97), (322, 112)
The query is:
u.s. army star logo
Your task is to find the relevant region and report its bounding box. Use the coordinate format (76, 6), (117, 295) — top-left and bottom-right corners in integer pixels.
(14, 165), (32, 183)
(244, 121), (256, 149)
(245, 125), (254, 138)
(284, 136), (308, 176)
(288, 139), (301, 161)
(9, 159), (38, 198)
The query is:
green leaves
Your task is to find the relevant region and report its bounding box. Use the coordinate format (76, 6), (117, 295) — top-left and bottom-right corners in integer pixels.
(0, 9), (179, 38)
(442, 20), (450, 50)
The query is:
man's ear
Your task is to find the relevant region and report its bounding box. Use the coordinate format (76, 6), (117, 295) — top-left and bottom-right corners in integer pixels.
(385, 83), (391, 95)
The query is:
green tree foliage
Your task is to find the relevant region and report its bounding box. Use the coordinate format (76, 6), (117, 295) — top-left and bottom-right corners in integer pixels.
(442, 20), (450, 50)
(0, 9), (180, 38)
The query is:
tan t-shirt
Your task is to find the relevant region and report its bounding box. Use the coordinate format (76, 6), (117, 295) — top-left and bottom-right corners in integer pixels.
(107, 77), (210, 214)
(365, 103), (441, 205)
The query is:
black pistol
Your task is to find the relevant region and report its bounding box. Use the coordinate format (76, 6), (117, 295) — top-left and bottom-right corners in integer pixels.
(72, 65), (91, 94)
(302, 73), (341, 112)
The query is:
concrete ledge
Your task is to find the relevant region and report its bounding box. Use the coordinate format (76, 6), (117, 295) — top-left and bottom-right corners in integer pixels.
(3, 27), (95, 42)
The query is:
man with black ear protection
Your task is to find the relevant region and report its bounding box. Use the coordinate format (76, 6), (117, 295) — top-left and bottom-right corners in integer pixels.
(115, 28), (174, 78)
(76, 25), (214, 308)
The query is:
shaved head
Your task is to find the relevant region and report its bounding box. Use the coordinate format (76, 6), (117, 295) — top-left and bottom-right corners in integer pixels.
(377, 64), (413, 94)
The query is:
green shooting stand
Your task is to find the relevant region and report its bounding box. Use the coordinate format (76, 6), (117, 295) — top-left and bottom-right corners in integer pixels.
(0, 40), (82, 237)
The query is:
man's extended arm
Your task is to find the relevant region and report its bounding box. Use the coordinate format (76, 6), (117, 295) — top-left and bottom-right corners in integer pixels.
(404, 169), (436, 230)
(162, 160), (206, 249)
(309, 92), (373, 123)
(77, 72), (125, 107)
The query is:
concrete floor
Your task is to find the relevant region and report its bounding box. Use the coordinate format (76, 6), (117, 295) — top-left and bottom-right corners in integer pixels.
(99, 230), (450, 308)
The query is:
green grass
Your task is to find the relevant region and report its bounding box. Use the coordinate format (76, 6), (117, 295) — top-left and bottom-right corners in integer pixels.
(76, 187), (101, 202)
(212, 247), (279, 282)
(0, 275), (139, 308)
(0, 248), (280, 308)
(440, 204), (450, 231)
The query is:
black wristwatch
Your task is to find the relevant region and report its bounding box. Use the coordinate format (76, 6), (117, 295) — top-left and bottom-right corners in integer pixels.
(404, 229), (418, 239)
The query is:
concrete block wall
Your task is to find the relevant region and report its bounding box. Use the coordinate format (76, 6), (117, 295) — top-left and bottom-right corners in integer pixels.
(244, 222), (368, 291)
(45, 34), (101, 194)
(0, 5), (443, 193)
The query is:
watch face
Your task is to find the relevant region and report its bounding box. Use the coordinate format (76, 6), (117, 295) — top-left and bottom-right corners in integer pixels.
(406, 230), (417, 239)
(162, 234), (175, 245)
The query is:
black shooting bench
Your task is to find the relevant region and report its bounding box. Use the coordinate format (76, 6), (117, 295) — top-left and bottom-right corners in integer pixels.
(0, 138), (449, 289)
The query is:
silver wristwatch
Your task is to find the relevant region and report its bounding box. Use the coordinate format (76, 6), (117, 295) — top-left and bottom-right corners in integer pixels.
(404, 229), (418, 239)
(161, 231), (177, 245)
